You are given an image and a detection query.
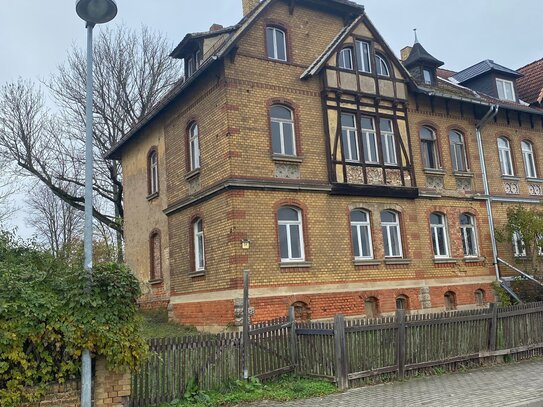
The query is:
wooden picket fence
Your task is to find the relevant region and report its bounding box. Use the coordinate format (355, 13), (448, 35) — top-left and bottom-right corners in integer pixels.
(131, 302), (543, 406)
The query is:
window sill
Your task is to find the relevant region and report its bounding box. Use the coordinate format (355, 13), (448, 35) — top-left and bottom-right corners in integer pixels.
(384, 258), (411, 265)
(527, 177), (543, 183)
(464, 256), (485, 263)
(279, 261), (312, 268)
(501, 175), (520, 181)
(185, 168), (201, 181)
(433, 258), (458, 264)
(147, 192), (159, 201)
(423, 168), (446, 175)
(453, 171), (474, 178)
(189, 270), (206, 278)
(271, 154), (304, 164)
(148, 278), (163, 285)
(354, 259), (382, 266)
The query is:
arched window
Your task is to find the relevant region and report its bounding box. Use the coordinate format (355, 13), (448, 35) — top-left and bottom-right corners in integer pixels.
(521, 140), (537, 178)
(396, 295), (408, 311)
(193, 218), (205, 272)
(375, 55), (390, 77)
(449, 130), (468, 172)
(189, 123), (200, 171)
(266, 26), (287, 61)
(474, 289), (485, 307)
(430, 212), (449, 258)
(337, 47), (353, 70)
(148, 149), (159, 195)
(351, 210), (373, 260)
(460, 213), (478, 257)
(341, 113), (360, 162)
(381, 210), (402, 258)
(278, 207), (305, 262)
(365, 297), (380, 318)
(444, 291), (457, 311)
(270, 105), (296, 156)
(497, 137), (514, 176)
(420, 127), (439, 169)
(292, 301), (311, 322)
(150, 230), (162, 280)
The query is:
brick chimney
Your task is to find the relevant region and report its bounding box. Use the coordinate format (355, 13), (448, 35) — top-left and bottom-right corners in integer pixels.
(242, 0), (260, 16)
(209, 24), (224, 32)
(400, 46), (412, 62)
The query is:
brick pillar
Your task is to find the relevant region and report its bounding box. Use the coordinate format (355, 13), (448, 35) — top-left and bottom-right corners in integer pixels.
(94, 359), (131, 407)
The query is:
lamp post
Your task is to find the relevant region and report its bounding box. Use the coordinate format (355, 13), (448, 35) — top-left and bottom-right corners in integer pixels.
(75, 1), (117, 407)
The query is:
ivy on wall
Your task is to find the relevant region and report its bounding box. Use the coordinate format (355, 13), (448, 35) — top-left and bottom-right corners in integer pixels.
(0, 232), (147, 406)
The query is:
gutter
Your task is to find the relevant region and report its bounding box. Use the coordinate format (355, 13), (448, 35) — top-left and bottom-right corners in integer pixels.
(475, 104), (500, 282)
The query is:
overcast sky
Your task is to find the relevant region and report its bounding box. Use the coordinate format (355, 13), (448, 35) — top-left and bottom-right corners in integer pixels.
(1, 0), (542, 237)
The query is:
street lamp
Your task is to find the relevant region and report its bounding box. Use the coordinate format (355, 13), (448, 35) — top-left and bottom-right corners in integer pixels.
(75, 1), (117, 407)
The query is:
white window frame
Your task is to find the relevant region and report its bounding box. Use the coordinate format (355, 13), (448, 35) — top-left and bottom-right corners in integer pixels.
(149, 150), (158, 195)
(195, 50), (202, 69)
(338, 47), (353, 70)
(375, 55), (390, 77)
(270, 105), (296, 156)
(189, 123), (200, 171)
(380, 118), (397, 165)
(193, 219), (205, 271)
(356, 40), (371, 73)
(278, 207), (305, 262)
(423, 68), (433, 85)
(187, 57), (195, 77)
(266, 27), (287, 62)
(361, 116), (378, 164)
(430, 213), (450, 259)
(498, 137), (514, 176)
(341, 114), (360, 162)
(351, 210), (374, 260)
(450, 130), (468, 172)
(513, 231), (526, 257)
(420, 127), (439, 169)
(381, 211), (403, 258)
(496, 78), (516, 101)
(460, 214), (478, 257)
(522, 140), (537, 178)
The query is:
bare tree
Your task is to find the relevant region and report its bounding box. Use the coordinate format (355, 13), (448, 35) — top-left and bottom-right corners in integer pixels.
(0, 25), (180, 259)
(26, 184), (83, 257)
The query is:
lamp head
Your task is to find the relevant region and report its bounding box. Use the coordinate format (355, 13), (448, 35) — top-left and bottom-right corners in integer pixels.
(76, 0), (117, 24)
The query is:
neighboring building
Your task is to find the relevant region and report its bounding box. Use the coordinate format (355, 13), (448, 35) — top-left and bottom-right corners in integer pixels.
(517, 58), (543, 108)
(107, 0), (543, 329)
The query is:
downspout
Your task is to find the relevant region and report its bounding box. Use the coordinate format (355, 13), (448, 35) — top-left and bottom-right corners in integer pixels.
(475, 104), (499, 281)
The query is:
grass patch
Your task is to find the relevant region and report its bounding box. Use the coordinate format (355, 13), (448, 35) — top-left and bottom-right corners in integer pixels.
(140, 309), (198, 339)
(160, 375), (338, 406)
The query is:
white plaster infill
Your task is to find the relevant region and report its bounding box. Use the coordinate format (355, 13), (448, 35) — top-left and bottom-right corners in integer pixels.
(169, 275), (496, 304)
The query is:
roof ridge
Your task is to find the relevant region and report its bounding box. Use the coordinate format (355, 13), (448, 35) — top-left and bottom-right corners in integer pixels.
(518, 57), (543, 71)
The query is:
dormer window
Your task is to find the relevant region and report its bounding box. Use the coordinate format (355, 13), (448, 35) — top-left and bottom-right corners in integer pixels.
(195, 50), (202, 69)
(187, 57), (195, 77)
(338, 47), (353, 70)
(496, 78), (515, 101)
(423, 68), (433, 85)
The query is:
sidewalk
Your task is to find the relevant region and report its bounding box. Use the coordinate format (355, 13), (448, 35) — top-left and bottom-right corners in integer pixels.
(254, 359), (543, 407)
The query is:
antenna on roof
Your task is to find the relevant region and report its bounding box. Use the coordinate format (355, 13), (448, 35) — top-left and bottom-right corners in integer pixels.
(413, 28), (419, 44)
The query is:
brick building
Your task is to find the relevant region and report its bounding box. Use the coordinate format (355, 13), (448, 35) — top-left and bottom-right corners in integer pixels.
(107, 0), (543, 329)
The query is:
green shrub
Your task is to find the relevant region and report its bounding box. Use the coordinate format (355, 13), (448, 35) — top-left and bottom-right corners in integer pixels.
(0, 232), (147, 406)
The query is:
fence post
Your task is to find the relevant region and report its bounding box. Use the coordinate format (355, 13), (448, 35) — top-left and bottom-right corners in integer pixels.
(488, 303), (498, 352)
(288, 306), (298, 372)
(241, 270), (250, 379)
(396, 309), (406, 380)
(333, 314), (348, 390)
